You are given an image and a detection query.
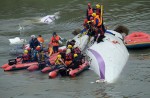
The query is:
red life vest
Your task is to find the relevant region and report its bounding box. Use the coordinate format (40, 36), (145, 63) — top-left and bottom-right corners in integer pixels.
(50, 35), (60, 46)
(22, 54), (30, 61)
(88, 8), (93, 16)
(65, 53), (73, 61)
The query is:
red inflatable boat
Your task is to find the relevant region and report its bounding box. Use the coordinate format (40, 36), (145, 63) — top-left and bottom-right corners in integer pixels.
(1, 58), (21, 69)
(48, 61), (89, 78)
(124, 32), (150, 49)
(4, 62), (38, 71)
(27, 53), (58, 71)
(69, 61), (89, 77)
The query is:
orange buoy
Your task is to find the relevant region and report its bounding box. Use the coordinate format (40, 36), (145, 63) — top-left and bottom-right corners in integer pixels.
(41, 66), (52, 73)
(48, 70), (58, 78)
(27, 65), (39, 71)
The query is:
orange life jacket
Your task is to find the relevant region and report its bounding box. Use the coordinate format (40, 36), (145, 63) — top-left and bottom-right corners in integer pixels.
(94, 15), (102, 27)
(37, 37), (44, 43)
(88, 8), (93, 16)
(48, 46), (53, 56)
(50, 35), (60, 46)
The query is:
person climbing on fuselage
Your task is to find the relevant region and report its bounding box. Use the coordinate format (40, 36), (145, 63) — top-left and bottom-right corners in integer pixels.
(86, 3), (93, 21)
(50, 32), (60, 53)
(93, 4), (101, 17)
(92, 12), (105, 43)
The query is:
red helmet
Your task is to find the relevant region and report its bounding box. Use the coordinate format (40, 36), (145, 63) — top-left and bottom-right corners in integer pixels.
(36, 46), (41, 51)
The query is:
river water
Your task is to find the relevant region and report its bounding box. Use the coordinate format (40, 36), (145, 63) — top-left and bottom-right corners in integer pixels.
(0, 0), (150, 98)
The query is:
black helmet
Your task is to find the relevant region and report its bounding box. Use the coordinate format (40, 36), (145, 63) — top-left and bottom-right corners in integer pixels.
(53, 32), (56, 36)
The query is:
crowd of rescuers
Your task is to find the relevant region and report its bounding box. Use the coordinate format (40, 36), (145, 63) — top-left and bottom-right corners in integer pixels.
(82, 3), (106, 43)
(17, 32), (85, 75)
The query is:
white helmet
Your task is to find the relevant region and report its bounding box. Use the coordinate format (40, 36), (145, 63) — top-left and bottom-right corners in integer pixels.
(31, 35), (35, 38)
(66, 49), (71, 54)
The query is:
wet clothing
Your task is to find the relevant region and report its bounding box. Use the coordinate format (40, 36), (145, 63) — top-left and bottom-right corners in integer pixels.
(29, 38), (40, 50)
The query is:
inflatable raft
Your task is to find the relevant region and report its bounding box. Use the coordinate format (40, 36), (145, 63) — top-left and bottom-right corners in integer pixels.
(27, 53), (59, 71)
(4, 61), (38, 71)
(48, 61), (89, 78)
(124, 32), (150, 49)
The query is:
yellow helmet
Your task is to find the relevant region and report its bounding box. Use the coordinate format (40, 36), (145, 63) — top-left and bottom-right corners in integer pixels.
(68, 45), (72, 49)
(92, 13), (96, 17)
(74, 54), (78, 58)
(96, 4), (101, 9)
(57, 54), (61, 58)
(24, 50), (28, 54)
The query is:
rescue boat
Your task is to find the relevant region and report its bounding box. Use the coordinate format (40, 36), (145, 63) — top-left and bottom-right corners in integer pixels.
(4, 61), (38, 71)
(27, 53), (59, 71)
(69, 61), (89, 77)
(124, 32), (150, 49)
(48, 61), (89, 78)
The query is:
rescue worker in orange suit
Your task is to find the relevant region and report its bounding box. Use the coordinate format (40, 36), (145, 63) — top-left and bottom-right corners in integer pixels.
(92, 13), (105, 43)
(86, 3), (93, 21)
(37, 35), (44, 43)
(50, 32), (60, 53)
